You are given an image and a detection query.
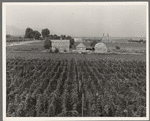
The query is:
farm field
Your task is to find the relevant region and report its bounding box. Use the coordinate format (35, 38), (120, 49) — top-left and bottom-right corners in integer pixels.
(6, 58), (146, 117)
(6, 40), (146, 117)
(5, 3), (148, 118)
(6, 51), (146, 61)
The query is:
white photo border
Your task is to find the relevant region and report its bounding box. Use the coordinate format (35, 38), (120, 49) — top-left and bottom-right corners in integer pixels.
(2, 2), (149, 120)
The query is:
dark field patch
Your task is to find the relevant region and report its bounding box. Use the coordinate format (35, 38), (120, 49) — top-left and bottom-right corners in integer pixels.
(6, 51), (146, 61)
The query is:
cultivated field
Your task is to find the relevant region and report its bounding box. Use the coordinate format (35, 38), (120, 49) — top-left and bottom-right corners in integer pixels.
(6, 40), (146, 117)
(6, 58), (146, 117)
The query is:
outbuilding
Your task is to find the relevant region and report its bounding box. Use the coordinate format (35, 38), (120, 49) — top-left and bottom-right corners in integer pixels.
(51, 40), (70, 52)
(76, 43), (86, 51)
(94, 43), (107, 53)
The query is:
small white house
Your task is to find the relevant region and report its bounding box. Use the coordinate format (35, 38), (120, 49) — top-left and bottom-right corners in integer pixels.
(76, 43), (86, 51)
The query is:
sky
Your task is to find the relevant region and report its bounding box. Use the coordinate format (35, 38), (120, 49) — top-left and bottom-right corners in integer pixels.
(5, 2), (147, 37)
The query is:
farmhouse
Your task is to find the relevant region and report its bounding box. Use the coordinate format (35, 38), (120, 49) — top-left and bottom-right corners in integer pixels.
(51, 40), (70, 52)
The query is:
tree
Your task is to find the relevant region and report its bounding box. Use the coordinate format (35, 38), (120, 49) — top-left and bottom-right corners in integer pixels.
(49, 35), (53, 39)
(6, 34), (11, 38)
(70, 38), (75, 49)
(24, 28), (33, 38)
(60, 35), (66, 40)
(60, 35), (65, 40)
(90, 40), (97, 48)
(31, 31), (41, 40)
(139, 39), (144, 43)
(66, 36), (71, 40)
(44, 38), (51, 49)
(24, 28), (41, 40)
(42, 29), (50, 39)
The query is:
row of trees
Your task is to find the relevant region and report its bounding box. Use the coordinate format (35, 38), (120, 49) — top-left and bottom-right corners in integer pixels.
(24, 28), (74, 41)
(128, 39), (146, 43)
(24, 28), (41, 39)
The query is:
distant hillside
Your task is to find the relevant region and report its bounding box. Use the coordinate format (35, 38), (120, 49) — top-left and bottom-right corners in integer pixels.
(6, 25), (25, 37)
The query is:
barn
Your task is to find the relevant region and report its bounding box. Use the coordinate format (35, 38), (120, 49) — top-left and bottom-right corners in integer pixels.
(94, 43), (107, 53)
(51, 40), (70, 52)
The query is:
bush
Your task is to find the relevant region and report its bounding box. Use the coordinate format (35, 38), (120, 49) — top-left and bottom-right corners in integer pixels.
(6, 34), (11, 38)
(64, 49), (67, 52)
(115, 46), (120, 50)
(54, 48), (59, 53)
(44, 38), (51, 49)
(139, 39), (143, 43)
(49, 48), (53, 53)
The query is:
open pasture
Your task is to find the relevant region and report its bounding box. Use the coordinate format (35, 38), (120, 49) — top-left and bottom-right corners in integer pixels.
(104, 42), (146, 52)
(6, 40), (44, 51)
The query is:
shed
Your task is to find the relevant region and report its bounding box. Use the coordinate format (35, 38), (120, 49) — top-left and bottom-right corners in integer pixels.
(76, 43), (86, 51)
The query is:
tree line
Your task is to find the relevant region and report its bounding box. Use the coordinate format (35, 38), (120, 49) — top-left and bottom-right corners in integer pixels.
(24, 27), (74, 41)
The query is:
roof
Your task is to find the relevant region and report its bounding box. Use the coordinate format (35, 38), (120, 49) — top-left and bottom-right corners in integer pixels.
(95, 42), (107, 48)
(75, 42), (91, 48)
(76, 43), (86, 48)
(51, 39), (70, 42)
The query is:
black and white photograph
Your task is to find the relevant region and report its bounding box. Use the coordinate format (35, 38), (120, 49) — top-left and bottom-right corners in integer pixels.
(2, 2), (149, 120)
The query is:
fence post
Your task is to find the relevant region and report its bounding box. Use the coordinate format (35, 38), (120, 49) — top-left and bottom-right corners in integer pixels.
(82, 93), (84, 117)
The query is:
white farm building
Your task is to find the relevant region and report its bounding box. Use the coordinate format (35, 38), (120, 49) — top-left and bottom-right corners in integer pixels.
(94, 43), (107, 53)
(76, 43), (86, 51)
(51, 40), (70, 52)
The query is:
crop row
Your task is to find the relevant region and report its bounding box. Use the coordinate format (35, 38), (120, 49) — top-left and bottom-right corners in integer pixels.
(6, 58), (146, 117)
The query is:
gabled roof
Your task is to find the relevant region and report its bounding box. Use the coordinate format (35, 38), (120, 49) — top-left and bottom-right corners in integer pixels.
(76, 43), (86, 48)
(75, 42), (91, 48)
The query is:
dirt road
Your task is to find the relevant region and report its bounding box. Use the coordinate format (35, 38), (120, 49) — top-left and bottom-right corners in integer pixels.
(6, 40), (42, 47)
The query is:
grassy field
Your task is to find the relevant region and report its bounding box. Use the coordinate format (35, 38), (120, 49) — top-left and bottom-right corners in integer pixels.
(6, 40), (146, 61)
(104, 42), (146, 52)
